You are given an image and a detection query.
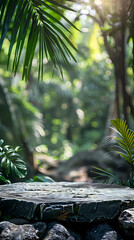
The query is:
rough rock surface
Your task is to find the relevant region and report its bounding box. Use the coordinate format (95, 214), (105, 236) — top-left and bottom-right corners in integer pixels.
(43, 222), (75, 240)
(9, 218), (30, 225)
(84, 223), (123, 240)
(0, 182), (134, 223)
(0, 221), (47, 240)
(0, 182), (134, 239)
(119, 208), (134, 229)
(118, 208), (134, 239)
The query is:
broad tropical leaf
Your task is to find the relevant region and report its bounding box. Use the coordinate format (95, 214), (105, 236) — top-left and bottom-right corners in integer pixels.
(0, 140), (27, 179)
(0, 0), (78, 80)
(27, 175), (54, 182)
(0, 172), (10, 184)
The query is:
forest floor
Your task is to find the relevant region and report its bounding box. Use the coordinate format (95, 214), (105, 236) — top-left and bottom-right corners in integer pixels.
(35, 148), (130, 183)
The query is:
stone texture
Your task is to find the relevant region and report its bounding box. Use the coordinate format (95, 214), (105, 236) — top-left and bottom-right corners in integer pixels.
(0, 199), (38, 220)
(68, 229), (82, 240)
(32, 222), (47, 238)
(43, 222), (75, 240)
(9, 218), (30, 225)
(0, 182), (134, 223)
(118, 208), (134, 239)
(0, 182), (134, 239)
(0, 221), (47, 240)
(118, 208), (134, 228)
(84, 223), (123, 240)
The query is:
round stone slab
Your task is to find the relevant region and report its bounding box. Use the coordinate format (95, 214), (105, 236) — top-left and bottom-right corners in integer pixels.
(0, 182), (134, 223)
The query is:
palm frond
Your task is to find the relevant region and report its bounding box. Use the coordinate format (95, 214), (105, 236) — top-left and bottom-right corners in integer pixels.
(111, 119), (134, 166)
(93, 119), (134, 187)
(92, 166), (123, 185)
(0, 0), (78, 80)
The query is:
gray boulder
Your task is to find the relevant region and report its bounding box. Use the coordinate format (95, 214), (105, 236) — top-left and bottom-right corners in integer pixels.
(0, 221), (47, 240)
(118, 208), (134, 239)
(118, 208), (134, 229)
(43, 222), (75, 240)
(85, 223), (123, 240)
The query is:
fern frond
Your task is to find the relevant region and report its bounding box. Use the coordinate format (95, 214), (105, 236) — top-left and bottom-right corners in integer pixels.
(93, 119), (134, 187)
(111, 119), (134, 166)
(92, 166), (123, 185)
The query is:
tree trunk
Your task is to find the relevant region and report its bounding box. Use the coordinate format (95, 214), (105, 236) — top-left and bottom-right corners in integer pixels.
(114, 68), (120, 119)
(120, 28), (128, 123)
(112, 27), (128, 124)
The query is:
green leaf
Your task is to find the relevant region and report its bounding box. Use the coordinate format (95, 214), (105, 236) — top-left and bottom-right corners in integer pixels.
(92, 166), (123, 185)
(0, 0), (17, 48)
(7, 0), (26, 67)
(0, 0), (78, 81)
(40, 9), (71, 34)
(15, 146), (21, 151)
(27, 175), (54, 182)
(0, 1), (7, 25)
(13, 3), (33, 75)
(1, 157), (7, 168)
(0, 139), (4, 147)
(0, 140), (27, 179)
(46, 0), (76, 12)
(0, 172), (10, 184)
(111, 119), (134, 167)
(22, 14), (39, 80)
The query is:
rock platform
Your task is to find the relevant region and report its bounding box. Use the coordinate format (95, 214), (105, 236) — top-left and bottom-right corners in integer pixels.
(0, 182), (134, 239)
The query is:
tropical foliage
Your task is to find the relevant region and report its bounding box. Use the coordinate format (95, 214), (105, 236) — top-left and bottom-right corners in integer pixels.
(0, 3), (115, 176)
(27, 175), (54, 183)
(0, 0), (78, 80)
(0, 139), (27, 184)
(1, 0), (134, 184)
(94, 119), (134, 188)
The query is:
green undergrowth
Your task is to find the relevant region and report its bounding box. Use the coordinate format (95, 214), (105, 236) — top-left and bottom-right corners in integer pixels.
(0, 139), (27, 184)
(93, 119), (134, 188)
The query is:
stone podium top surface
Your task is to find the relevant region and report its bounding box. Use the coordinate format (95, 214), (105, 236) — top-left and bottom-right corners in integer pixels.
(0, 182), (134, 222)
(0, 182), (134, 202)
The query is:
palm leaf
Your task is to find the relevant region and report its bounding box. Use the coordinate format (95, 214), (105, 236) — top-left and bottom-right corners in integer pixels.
(111, 119), (134, 166)
(0, 0), (78, 81)
(0, 0), (17, 48)
(93, 119), (134, 187)
(92, 166), (123, 185)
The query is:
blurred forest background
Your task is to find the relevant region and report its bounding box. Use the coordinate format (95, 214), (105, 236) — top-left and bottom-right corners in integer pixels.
(1, 0), (134, 182)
